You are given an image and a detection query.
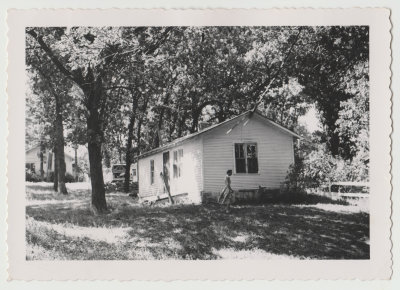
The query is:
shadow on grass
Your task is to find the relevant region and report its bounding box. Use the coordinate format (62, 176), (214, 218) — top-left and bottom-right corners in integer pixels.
(26, 204), (369, 260)
(26, 182), (91, 202)
(26, 183), (369, 260)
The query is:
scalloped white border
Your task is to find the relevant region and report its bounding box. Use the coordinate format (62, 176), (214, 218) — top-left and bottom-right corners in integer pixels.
(6, 8), (392, 281)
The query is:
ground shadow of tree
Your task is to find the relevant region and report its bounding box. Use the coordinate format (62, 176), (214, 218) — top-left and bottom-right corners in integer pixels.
(26, 199), (369, 260)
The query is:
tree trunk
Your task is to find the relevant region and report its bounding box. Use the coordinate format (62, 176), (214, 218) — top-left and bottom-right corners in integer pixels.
(190, 112), (199, 133)
(124, 113), (136, 193)
(74, 146), (79, 182)
(136, 118), (142, 188)
(39, 141), (45, 180)
(55, 97), (68, 195)
(83, 71), (107, 214)
(53, 145), (58, 192)
(154, 93), (170, 148)
(135, 97), (148, 189)
(136, 96), (149, 156)
(169, 112), (178, 141)
(118, 135), (123, 163)
(87, 136), (107, 213)
(321, 91), (346, 157)
(177, 114), (187, 138)
(137, 116), (143, 156)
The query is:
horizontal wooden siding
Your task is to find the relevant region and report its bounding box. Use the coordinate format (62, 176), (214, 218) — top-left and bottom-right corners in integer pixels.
(202, 114), (294, 192)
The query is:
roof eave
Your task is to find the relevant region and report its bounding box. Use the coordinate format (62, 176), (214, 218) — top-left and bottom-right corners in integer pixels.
(138, 111), (251, 160)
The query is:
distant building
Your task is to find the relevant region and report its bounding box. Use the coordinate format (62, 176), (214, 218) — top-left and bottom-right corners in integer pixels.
(137, 110), (301, 203)
(25, 144), (75, 177)
(110, 163), (138, 183)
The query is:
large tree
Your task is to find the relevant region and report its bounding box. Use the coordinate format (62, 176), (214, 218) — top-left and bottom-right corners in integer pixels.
(27, 27), (174, 212)
(25, 46), (74, 194)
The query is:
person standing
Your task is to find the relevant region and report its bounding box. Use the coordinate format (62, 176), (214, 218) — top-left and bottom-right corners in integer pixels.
(218, 169), (234, 212)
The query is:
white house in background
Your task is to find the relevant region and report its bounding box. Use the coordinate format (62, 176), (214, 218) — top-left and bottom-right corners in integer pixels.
(137, 110), (301, 204)
(25, 144), (75, 176)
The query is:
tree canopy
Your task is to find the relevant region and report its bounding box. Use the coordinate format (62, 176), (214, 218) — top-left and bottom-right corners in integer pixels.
(26, 26), (369, 211)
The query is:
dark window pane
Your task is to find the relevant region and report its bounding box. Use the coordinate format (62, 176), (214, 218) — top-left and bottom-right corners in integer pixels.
(235, 158), (246, 173)
(247, 158), (258, 173)
(150, 160), (154, 184)
(26, 163), (35, 171)
(235, 143), (244, 158)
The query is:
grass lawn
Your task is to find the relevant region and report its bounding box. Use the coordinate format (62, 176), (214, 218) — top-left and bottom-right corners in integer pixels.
(26, 182), (369, 260)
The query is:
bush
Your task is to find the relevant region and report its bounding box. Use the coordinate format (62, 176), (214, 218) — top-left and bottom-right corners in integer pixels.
(105, 181), (138, 194)
(283, 144), (368, 193)
(25, 169), (41, 182)
(44, 171), (77, 183)
(64, 172), (76, 183)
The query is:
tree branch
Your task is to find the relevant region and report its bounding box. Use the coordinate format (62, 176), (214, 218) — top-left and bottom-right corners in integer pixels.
(32, 56), (61, 105)
(100, 27), (175, 63)
(103, 85), (132, 92)
(26, 29), (81, 86)
(251, 27), (304, 112)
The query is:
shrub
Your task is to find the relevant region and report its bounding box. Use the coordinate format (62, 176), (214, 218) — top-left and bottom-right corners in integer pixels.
(44, 171), (77, 183)
(105, 181), (138, 194)
(64, 172), (76, 183)
(25, 169), (41, 182)
(283, 144), (368, 193)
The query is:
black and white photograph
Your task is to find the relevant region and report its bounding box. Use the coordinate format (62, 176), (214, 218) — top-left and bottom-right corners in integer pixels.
(6, 8), (392, 281)
(24, 24), (370, 260)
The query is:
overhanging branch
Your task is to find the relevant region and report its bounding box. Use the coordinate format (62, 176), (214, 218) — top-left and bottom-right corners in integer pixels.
(251, 27), (304, 112)
(26, 29), (81, 86)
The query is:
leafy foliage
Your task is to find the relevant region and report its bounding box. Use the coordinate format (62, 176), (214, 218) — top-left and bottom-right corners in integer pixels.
(26, 26), (370, 204)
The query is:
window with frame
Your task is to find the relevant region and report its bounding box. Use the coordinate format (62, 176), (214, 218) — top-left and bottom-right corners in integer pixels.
(132, 168), (137, 176)
(150, 160), (154, 184)
(173, 149), (183, 178)
(25, 163), (35, 172)
(234, 143), (258, 173)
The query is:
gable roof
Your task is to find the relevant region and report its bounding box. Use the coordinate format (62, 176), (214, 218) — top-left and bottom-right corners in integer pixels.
(138, 110), (302, 159)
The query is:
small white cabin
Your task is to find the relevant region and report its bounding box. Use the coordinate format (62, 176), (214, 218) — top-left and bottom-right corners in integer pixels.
(25, 144), (75, 176)
(137, 110), (301, 203)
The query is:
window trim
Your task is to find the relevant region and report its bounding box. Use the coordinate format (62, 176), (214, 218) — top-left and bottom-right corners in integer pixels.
(233, 141), (259, 174)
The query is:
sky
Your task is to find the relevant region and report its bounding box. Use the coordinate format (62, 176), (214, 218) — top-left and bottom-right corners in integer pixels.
(298, 105), (321, 133)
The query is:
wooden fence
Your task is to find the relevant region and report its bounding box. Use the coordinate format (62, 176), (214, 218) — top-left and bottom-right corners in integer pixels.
(328, 181), (369, 199)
